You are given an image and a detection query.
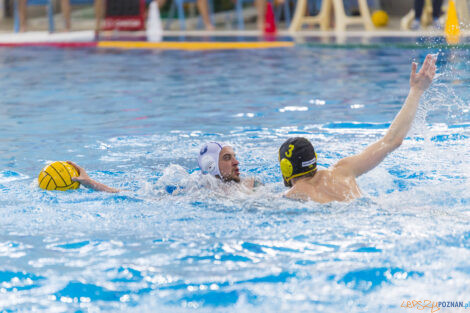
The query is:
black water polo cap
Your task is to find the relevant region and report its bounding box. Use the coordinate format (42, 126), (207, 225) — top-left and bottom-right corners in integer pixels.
(279, 137), (317, 187)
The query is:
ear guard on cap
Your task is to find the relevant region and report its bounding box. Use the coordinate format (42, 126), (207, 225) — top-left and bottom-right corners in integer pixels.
(197, 142), (228, 177)
(199, 155), (217, 175)
(280, 158), (294, 187)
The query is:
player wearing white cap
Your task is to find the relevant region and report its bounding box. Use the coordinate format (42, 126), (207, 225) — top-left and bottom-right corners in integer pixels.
(197, 142), (258, 189)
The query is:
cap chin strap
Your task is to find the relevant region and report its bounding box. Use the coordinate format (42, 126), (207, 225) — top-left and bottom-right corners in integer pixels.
(284, 167), (317, 184)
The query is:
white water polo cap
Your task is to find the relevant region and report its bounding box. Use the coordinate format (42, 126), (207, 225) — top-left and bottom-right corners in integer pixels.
(198, 142), (229, 177)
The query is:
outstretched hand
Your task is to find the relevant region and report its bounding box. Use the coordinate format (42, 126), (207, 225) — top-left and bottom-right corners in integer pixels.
(66, 161), (119, 193)
(67, 161), (91, 185)
(410, 54), (437, 92)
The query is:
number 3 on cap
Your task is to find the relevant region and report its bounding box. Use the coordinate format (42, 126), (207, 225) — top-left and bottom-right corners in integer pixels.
(285, 145), (294, 158)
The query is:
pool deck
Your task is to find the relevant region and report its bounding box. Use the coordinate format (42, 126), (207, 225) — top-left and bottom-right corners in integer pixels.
(0, 11), (468, 48)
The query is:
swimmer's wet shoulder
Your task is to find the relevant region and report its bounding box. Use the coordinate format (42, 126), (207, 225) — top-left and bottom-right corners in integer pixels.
(285, 167), (361, 203)
(241, 177), (263, 190)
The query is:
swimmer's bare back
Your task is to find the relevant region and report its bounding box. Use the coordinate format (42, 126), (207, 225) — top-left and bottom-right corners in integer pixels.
(285, 168), (361, 203)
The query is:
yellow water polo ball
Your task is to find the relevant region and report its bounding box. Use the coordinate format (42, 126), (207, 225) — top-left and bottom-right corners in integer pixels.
(38, 161), (80, 191)
(372, 10), (389, 27)
(280, 158), (293, 178)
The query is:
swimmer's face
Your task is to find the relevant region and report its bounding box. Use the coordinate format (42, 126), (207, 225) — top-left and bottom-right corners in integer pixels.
(218, 146), (240, 183)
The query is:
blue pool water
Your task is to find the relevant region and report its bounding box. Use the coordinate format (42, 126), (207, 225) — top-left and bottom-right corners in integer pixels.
(0, 40), (469, 312)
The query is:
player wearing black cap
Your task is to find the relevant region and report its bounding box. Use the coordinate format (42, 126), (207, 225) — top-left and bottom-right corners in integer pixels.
(279, 54), (437, 203)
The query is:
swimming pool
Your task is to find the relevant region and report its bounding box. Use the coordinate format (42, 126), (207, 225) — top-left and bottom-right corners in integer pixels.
(0, 38), (469, 312)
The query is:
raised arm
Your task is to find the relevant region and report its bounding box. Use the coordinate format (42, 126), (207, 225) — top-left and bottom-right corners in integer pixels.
(334, 54), (437, 177)
(67, 161), (120, 193)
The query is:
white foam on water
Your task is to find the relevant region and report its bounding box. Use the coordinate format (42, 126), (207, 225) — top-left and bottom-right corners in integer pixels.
(0, 171), (29, 183)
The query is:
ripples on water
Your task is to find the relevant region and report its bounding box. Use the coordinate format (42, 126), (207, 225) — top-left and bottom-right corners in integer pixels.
(0, 43), (469, 312)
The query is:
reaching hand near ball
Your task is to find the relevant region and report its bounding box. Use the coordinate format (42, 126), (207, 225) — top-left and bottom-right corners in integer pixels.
(67, 161), (91, 185)
(67, 161), (120, 193)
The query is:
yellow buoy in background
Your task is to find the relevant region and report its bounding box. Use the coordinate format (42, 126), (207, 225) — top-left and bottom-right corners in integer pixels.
(445, 0), (460, 44)
(372, 10), (389, 27)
